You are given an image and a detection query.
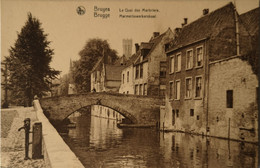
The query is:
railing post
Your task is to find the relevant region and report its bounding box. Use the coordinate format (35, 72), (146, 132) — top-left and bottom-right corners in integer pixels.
(32, 122), (43, 159)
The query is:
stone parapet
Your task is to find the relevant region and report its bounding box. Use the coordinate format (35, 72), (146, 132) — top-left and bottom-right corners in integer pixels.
(33, 100), (84, 168)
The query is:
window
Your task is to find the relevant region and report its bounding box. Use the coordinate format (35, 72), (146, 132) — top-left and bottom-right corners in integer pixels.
(140, 64), (143, 78)
(190, 109), (194, 116)
(196, 46), (203, 67)
(139, 84), (143, 95)
(135, 65), (139, 79)
(175, 80), (180, 100)
(176, 109), (179, 118)
(185, 78), (192, 98)
(160, 62), (166, 77)
(195, 77), (202, 98)
(176, 53), (181, 72)
(227, 90), (233, 108)
(127, 71), (129, 82)
(160, 85), (166, 97)
(169, 82), (174, 99)
(122, 74), (125, 84)
(186, 49), (193, 69)
(135, 85), (139, 95)
(170, 56), (174, 73)
(127, 91), (129, 94)
(172, 109), (175, 125)
(143, 83), (147, 95)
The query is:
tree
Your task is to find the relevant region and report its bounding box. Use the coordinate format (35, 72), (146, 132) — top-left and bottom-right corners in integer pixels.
(6, 13), (60, 106)
(73, 38), (118, 93)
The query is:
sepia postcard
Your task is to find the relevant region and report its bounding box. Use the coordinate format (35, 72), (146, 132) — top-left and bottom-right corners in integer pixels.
(1, 0), (259, 167)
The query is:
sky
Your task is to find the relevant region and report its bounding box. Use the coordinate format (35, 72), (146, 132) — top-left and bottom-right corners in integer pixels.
(1, 0), (259, 76)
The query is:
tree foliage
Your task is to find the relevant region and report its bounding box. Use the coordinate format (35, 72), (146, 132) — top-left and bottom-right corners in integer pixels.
(73, 38), (118, 93)
(6, 13), (60, 106)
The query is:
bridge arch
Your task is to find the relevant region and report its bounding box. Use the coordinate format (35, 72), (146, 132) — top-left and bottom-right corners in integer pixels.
(63, 104), (138, 124)
(40, 92), (163, 126)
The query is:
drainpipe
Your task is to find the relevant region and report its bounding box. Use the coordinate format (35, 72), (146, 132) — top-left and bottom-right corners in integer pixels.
(204, 39), (209, 136)
(234, 2), (240, 56)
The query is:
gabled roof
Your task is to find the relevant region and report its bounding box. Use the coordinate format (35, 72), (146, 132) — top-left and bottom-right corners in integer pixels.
(134, 28), (173, 64)
(167, 2), (237, 52)
(121, 51), (141, 67)
(91, 56), (104, 73)
(240, 7), (260, 36)
(105, 64), (125, 81)
(113, 55), (127, 66)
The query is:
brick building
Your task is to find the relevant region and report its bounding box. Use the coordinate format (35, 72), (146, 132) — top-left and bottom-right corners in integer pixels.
(119, 28), (174, 97)
(161, 3), (258, 142)
(126, 29), (174, 97)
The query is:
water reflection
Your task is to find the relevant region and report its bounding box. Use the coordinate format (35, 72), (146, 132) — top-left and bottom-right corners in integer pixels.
(60, 112), (258, 168)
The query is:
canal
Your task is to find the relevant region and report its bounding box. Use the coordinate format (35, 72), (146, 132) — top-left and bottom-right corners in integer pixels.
(59, 112), (258, 168)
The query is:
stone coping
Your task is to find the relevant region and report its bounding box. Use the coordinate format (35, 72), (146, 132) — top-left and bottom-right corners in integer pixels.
(33, 100), (84, 168)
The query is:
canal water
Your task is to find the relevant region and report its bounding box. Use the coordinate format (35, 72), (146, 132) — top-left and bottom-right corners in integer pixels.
(59, 112), (258, 168)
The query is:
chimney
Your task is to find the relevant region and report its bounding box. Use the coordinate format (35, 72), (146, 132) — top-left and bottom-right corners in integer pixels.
(182, 18), (188, 27)
(153, 32), (160, 38)
(135, 43), (140, 53)
(203, 9), (209, 15)
(184, 18), (188, 24)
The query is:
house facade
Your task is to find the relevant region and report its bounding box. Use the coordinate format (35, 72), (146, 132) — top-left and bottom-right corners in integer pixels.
(132, 29), (174, 97)
(161, 3), (258, 142)
(118, 55), (137, 94)
(91, 56), (125, 92)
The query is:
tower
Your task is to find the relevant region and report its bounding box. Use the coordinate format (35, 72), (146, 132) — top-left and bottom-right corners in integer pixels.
(122, 39), (132, 59)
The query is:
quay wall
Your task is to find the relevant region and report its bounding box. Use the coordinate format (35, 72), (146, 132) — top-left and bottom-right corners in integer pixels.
(33, 99), (84, 168)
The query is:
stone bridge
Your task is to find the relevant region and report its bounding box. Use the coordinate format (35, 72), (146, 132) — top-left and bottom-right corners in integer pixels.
(39, 92), (164, 125)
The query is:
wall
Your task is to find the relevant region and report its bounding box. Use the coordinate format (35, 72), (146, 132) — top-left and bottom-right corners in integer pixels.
(119, 65), (134, 94)
(147, 29), (174, 96)
(91, 70), (103, 92)
(208, 57), (258, 143)
(162, 40), (208, 135)
(134, 62), (148, 95)
(33, 100), (84, 168)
